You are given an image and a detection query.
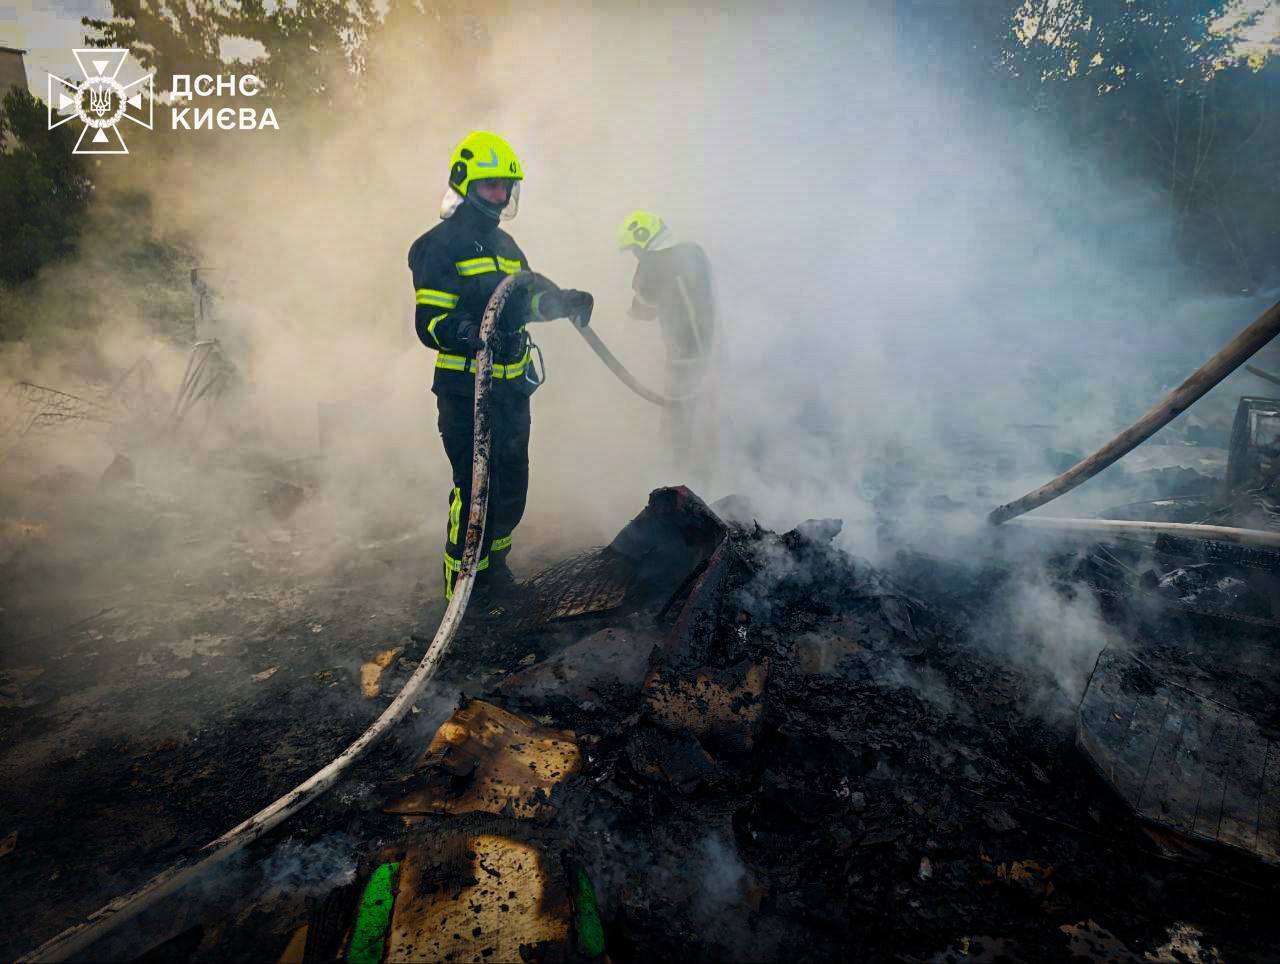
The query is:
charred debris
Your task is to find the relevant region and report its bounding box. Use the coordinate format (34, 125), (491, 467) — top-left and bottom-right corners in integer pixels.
(57, 416), (1280, 962)
(5, 343), (1280, 960)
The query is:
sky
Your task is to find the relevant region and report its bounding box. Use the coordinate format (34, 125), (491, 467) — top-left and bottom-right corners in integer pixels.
(0, 0), (259, 89)
(0, 0), (109, 86)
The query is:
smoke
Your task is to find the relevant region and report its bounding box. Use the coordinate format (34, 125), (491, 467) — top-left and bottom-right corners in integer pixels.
(252, 832), (358, 899)
(693, 833), (748, 919)
(974, 546), (1122, 716)
(689, 830), (763, 959)
(7, 1), (1276, 614)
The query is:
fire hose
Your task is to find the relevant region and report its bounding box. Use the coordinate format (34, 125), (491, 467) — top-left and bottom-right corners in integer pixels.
(575, 325), (702, 407)
(576, 274), (714, 407)
(19, 272), (541, 964)
(1006, 516), (1280, 550)
(1246, 363), (1280, 389)
(989, 298), (1280, 527)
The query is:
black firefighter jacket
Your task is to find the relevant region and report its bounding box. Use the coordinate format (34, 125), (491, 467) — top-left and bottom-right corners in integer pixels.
(630, 241), (716, 361)
(409, 203), (558, 398)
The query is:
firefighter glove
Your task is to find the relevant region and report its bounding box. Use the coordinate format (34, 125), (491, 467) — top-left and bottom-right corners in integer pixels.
(536, 289), (593, 327)
(559, 289), (594, 328)
(459, 321), (504, 355)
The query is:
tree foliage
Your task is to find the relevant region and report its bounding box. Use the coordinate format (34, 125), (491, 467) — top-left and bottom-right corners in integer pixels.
(5, 0), (1275, 345)
(84, 0), (226, 86)
(82, 0), (476, 106)
(0, 0), (498, 345)
(999, 0), (1280, 291)
(0, 88), (93, 285)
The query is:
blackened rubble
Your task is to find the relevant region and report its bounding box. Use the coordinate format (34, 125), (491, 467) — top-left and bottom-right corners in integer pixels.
(456, 494), (1280, 963)
(9, 483), (1280, 962)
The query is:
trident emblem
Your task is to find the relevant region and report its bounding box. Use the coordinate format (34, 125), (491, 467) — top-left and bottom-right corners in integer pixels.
(88, 82), (113, 117)
(47, 49), (154, 155)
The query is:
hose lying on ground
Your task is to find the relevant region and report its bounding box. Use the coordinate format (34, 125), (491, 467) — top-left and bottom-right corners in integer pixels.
(988, 298), (1280, 526)
(1006, 516), (1280, 551)
(19, 272), (544, 964)
(1245, 364), (1280, 389)
(575, 325), (704, 408)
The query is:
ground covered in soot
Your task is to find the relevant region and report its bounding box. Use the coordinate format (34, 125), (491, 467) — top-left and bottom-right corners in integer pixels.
(482, 513), (1280, 963)
(6, 478), (1280, 962)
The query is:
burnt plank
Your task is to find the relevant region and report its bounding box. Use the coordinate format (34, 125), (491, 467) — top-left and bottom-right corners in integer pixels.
(1077, 651), (1140, 796)
(1135, 698), (1189, 824)
(1110, 690), (1169, 810)
(1191, 710), (1244, 843)
(1155, 696), (1222, 833)
(1258, 740), (1280, 863)
(1219, 718), (1268, 853)
(1075, 655), (1126, 757)
(517, 548), (632, 629)
(1080, 647), (1162, 803)
(1078, 650), (1280, 863)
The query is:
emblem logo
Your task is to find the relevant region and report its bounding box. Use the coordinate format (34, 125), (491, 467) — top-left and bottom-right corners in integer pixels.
(47, 49), (154, 155)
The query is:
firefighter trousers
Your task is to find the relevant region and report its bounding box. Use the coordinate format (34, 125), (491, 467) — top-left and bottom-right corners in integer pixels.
(437, 390), (531, 599)
(664, 354), (716, 482)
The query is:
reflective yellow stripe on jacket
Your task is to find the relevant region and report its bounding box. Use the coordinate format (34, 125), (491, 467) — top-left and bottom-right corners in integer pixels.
(455, 257), (494, 277)
(416, 288), (459, 308)
(454, 257), (523, 277)
(435, 349), (532, 379)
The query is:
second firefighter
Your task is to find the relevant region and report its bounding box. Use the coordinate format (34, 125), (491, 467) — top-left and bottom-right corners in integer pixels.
(617, 209), (718, 477)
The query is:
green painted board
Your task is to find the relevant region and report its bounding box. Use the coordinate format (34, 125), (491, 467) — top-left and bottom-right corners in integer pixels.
(347, 862), (400, 964)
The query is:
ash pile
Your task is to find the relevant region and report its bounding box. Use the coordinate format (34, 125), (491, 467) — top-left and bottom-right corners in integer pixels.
(300, 487), (1279, 964)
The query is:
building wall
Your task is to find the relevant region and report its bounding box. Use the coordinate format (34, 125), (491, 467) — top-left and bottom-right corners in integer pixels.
(0, 48), (28, 95)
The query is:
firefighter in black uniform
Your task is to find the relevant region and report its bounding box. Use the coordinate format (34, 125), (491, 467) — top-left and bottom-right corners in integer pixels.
(410, 131), (593, 601)
(617, 210), (717, 473)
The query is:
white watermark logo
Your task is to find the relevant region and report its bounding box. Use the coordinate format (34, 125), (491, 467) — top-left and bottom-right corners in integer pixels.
(169, 73), (278, 131)
(47, 49), (154, 155)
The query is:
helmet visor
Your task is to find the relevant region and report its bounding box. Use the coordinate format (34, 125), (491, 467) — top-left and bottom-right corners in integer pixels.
(501, 180), (520, 221)
(470, 178), (520, 221)
(440, 186), (464, 219)
(440, 178), (520, 221)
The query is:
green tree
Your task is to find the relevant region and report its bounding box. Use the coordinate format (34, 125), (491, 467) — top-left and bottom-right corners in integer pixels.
(85, 0), (498, 108)
(84, 0), (226, 86)
(84, 0), (376, 106)
(0, 87), (93, 285)
(1001, 0), (1280, 290)
(228, 0), (376, 108)
(1186, 55), (1280, 288)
